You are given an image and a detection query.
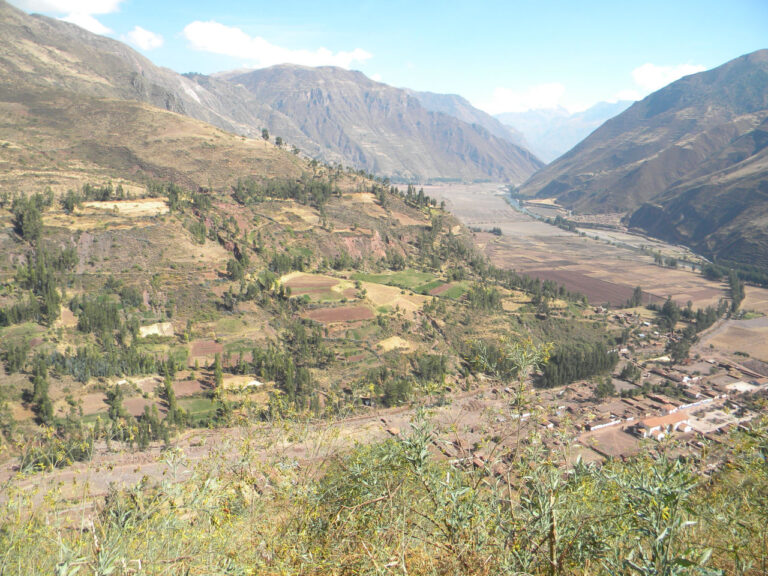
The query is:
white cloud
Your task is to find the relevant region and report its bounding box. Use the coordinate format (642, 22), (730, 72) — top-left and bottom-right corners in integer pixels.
(60, 11), (111, 33)
(10, 0), (123, 35)
(125, 26), (163, 50)
(11, 0), (122, 12)
(611, 63), (706, 104)
(613, 89), (642, 102)
(478, 83), (567, 115)
(371, 73), (383, 82)
(631, 63), (706, 92)
(183, 20), (371, 69)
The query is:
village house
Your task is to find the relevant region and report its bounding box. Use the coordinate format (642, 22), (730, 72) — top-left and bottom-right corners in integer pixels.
(630, 411), (692, 440)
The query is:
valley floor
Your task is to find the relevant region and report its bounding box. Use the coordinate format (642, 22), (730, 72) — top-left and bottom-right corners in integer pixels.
(427, 182), (768, 365)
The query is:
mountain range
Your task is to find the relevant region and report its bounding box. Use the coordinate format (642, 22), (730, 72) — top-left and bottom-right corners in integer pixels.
(407, 90), (529, 148)
(214, 66), (542, 182)
(0, 0), (541, 183)
(2, 0), (768, 270)
(519, 49), (768, 270)
(496, 101), (633, 162)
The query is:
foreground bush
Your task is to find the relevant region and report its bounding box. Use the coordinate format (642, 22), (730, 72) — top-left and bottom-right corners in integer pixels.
(1, 416), (766, 575)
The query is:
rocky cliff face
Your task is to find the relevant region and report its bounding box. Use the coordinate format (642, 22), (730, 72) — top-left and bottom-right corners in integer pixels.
(218, 65), (543, 182)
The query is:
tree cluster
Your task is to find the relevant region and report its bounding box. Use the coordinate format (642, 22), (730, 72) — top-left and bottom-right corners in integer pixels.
(539, 340), (618, 388)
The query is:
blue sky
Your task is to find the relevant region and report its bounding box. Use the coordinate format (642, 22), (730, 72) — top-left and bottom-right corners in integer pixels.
(10, 0), (768, 113)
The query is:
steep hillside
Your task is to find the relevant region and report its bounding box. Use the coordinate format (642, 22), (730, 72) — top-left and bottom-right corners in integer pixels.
(409, 90), (529, 149)
(0, 1), (541, 182)
(628, 116), (768, 269)
(0, 87), (303, 194)
(518, 49), (768, 268)
(0, 0), (272, 138)
(217, 65), (543, 182)
(497, 101), (632, 162)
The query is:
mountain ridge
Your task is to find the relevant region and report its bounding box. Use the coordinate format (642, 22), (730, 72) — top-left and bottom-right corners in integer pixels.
(407, 90), (530, 149)
(496, 101), (633, 162)
(517, 49), (768, 269)
(0, 0), (541, 183)
(215, 65), (543, 182)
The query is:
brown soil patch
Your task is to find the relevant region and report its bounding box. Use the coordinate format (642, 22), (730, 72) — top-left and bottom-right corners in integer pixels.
(282, 273), (356, 301)
(56, 306), (78, 328)
(135, 376), (163, 395)
(283, 273), (337, 292)
(429, 283), (453, 296)
(11, 403), (35, 421)
(699, 317), (768, 362)
(502, 300), (524, 312)
(392, 211), (425, 226)
(579, 427), (642, 459)
(79, 392), (108, 415)
(344, 192), (376, 204)
(305, 305), (374, 323)
(527, 269), (639, 306)
(743, 286), (768, 315)
(124, 397), (155, 417)
(174, 380), (207, 397)
(190, 340), (224, 358)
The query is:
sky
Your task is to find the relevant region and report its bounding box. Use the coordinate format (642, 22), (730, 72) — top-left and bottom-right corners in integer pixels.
(9, 0), (768, 114)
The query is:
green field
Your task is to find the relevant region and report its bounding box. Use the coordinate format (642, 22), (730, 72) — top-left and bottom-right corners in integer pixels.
(353, 269), (438, 293)
(0, 322), (46, 343)
(439, 282), (470, 299)
(179, 396), (217, 419)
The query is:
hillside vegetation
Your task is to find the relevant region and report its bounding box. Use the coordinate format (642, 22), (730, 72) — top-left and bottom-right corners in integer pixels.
(1, 3), (767, 574)
(3, 411), (767, 575)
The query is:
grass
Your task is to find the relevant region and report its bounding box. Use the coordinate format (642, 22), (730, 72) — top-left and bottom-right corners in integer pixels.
(353, 269), (437, 291)
(415, 279), (444, 294)
(3, 415), (767, 575)
(179, 396), (217, 417)
(80, 411), (107, 424)
(440, 282), (471, 299)
(215, 316), (244, 333)
(0, 322), (46, 343)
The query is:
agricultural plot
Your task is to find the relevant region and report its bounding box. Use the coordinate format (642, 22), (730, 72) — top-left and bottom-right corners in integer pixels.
(742, 285), (768, 315)
(353, 269), (440, 294)
(428, 281), (469, 299)
(81, 199), (168, 217)
(360, 281), (429, 316)
(377, 336), (414, 352)
(282, 272), (355, 301)
(43, 199), (168, 232)
(697, 315), (768, 362)
(305, 305), (374, 324)
(426, 184), (728, 309)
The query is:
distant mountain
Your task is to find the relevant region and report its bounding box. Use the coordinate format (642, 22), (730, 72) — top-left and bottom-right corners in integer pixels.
(216, 66), (542, 182)
(496, 101), (632, 162)
(518, 50), (768, 269)
(408, 91), (529, 149)
(0, 1), (540, 183)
